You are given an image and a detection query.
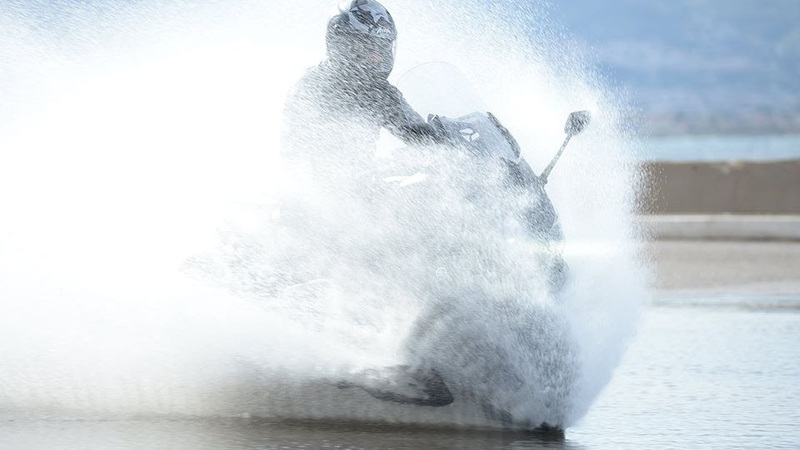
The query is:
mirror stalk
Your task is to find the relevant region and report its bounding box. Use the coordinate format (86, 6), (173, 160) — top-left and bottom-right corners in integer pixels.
(538, 110), (591, 185)
(539, 134), (571, 185)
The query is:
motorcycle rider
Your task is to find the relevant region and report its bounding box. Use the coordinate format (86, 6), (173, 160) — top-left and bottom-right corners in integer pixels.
(275, 0), (450, 299)
(273, 1), (571, 411)
(280, 0), (442, 195)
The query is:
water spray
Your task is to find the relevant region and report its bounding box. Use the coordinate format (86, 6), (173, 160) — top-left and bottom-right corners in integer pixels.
(0, 0), (646, 432)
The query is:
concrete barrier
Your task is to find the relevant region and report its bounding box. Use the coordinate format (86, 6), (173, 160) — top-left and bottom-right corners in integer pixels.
(639, 160), (800, 215)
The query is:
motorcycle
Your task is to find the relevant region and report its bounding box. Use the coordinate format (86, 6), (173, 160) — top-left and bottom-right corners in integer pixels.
(329, 63), (592, 431)
(185, 63), (591, 432)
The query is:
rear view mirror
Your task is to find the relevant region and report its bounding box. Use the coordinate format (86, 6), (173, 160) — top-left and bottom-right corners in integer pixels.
(565, 110), (591, 136)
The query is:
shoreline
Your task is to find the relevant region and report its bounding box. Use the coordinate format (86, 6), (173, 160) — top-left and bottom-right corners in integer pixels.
(637, 214), (800, 241)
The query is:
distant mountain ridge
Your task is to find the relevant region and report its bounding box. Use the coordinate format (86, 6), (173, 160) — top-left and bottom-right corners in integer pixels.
(549, 0), (800, 134)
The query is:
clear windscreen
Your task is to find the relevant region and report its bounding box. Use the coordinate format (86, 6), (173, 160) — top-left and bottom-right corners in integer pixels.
(396, 62), (488, 119)
(397, 62), (520, 162)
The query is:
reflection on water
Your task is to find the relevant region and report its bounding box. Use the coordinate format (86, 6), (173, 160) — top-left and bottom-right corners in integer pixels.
(3, 301), (798, 449)
(571, 300), (800, 449)
(0, 417), (580, 450)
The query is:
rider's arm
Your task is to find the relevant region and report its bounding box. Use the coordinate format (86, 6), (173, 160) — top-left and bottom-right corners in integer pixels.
(380, 84), (448, 147)
(393, 122), (447, 147)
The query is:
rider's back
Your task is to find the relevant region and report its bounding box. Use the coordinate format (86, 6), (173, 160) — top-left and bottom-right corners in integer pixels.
(281, 62), (424, 192)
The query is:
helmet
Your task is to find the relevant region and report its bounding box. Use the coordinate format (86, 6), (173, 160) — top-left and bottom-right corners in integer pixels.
(326, 0), (398, 79)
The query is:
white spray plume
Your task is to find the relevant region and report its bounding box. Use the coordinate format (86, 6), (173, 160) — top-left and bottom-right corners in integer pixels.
(0, 0), (648, 428)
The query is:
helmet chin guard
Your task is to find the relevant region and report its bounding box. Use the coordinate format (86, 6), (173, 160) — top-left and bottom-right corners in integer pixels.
(327, 0), (397, 79)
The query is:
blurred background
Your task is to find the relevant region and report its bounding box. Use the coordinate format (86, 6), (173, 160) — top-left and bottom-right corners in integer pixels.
(546, 1), (800, 298)
(555, 7), (800, 448)
(557, 0), (800, 137)
(550, 0), (800, 227)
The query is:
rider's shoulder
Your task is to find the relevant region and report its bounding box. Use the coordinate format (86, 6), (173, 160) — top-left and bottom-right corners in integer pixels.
(294, 64), (328, 87)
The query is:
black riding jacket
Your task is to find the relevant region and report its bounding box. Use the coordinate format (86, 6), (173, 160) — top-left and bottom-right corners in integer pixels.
(281, 61), (440, 187)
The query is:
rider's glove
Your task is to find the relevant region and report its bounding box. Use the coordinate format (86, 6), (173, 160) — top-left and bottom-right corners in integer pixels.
(397, 122), (450, 147)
